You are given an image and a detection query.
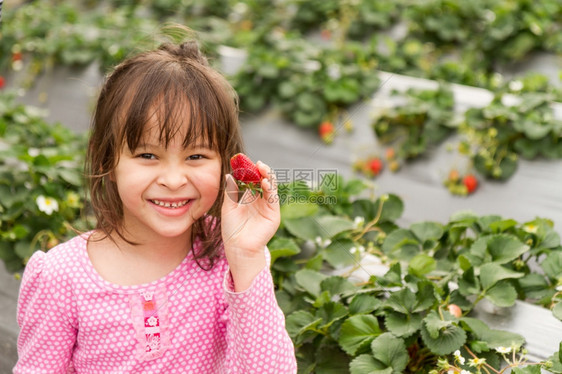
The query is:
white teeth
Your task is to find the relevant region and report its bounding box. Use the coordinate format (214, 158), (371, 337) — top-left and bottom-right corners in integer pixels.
(152, 199), (188, 208)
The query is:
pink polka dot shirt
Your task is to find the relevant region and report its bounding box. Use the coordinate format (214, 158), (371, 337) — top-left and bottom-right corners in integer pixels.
(15, 232), (297, 373)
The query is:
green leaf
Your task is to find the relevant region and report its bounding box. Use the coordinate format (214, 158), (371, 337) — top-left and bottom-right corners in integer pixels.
(285, 310), (323, 340)
(484, 281), (517, 307)
(410, 221), (444, 242)
(423, 311), (453, 339)
(268, 237), (301, 264)
(316, 301), (349, 329)
(384, 288), (416, 314)
(323, 239), (356, 268)
(338, 315), (382, 355)
(479, 263), (524, 290)
(320, 276), (356, 297)
(420, 321), (467, 355)
(284, 216), (322, 240)
(381, 229), (420, 256)
(376, 194), (404, 222)
(370, 333), (409, 374)
(408, 253), (436, 277)
(315, 342), (351, 374)
(14, 241), (35, 260)
(281, 202), (318, 219)
(486, 234), (529, 264)
(384, 311), (423, 338)
(542, 252), (562, 280)
(295, 269), (327, 297)
(349, 294), (382, 315)
(316, 215), (355, 239)
(512, 366), (542, 374)
(553, 302), (562, 321)
(349, 355), (391, 374)
(460, 317), (525, 348)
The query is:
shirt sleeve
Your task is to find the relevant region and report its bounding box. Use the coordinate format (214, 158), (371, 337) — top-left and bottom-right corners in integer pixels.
(14, 250), (77, 374)
(222, 248), (297, 374)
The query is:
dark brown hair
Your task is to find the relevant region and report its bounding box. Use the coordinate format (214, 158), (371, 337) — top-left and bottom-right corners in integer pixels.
(85, 32), (243, 269)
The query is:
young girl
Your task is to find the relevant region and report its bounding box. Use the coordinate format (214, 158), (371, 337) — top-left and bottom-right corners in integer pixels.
(15, 34), (297, 373)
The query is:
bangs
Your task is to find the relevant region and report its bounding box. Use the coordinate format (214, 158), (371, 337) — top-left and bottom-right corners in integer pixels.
(118, 59), (232, 152)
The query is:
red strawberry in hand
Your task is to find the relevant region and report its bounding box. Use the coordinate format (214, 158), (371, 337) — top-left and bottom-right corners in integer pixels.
(230, 153), (263, 197)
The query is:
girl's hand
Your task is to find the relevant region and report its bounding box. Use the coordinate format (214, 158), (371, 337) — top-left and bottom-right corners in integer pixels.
(221, 161), (280, 291)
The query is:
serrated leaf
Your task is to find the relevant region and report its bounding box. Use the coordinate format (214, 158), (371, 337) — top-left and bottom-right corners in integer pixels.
(384, 311), (422, 337)
(542, 252), (562, 280)
(349, 355), (391, 374)
(424, 311), (453, 339)
(316, 301), (349, 329)
(349, 294), (382, 315)
(460, 317), (525, 348)
(408, 253), (436, 277)
(323, 239), (356, 268)
(280, 202), (318, 219)
(459, 267), (480, 296)
(484, 281), (517, 307)
(321, 276), (356, 297)
(479, 263), (524, 290)
(316, 215), (355, 239)
(486, 234), (529, 264)
(338, 315), (382, 355)
(285, 310), (322, 339)
(410, 221), (444, 242)
(268, 237), (301, 264)
(413, 281), (438, 312)
(420, 322), (467, 355)
(384, 288), (416, 314)
(553, 302), (562, 321)
(315, 342), (351, 374)
(284, 216), (322, 240)
(512, 366), (542, 374)
(371, 333), (409, 373)
(295, 269), (327, 297)
(381, 229), (420, 255)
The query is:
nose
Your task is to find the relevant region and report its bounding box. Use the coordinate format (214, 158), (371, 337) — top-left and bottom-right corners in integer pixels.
(157, 163), (188, 190)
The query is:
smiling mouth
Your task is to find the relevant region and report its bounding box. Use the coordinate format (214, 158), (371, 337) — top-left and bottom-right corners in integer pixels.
(150, 199), (190, 208)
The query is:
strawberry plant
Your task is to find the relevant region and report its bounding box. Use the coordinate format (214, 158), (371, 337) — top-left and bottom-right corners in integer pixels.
(0, 92), (90, 272)
(372, 84), (457, 160)
(270, 175), (562, 373)
(458, 92), (562, 180)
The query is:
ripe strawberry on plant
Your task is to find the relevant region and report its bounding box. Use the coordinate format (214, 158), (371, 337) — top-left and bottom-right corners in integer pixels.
(367, 157), (383, 176)
(230, 153), (263, 196)
(0, 76), (5, 89)
(319, 121), (335, 144)
(463, 174), (478, 194)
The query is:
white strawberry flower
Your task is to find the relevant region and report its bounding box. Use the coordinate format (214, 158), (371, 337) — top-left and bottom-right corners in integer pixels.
(454, 349), (465, 365)
(36, 195), (59, 215)
(495, 346), (511, 354)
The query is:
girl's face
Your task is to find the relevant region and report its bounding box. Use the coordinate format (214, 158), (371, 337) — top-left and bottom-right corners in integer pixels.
(112, 119), (222, 243)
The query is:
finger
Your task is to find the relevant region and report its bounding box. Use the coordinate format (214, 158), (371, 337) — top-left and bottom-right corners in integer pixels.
(224, 174), (242, 205)
(257, 161), (277, 196)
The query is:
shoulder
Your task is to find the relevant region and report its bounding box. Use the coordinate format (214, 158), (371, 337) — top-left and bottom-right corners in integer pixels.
(22, 233), (88, 285)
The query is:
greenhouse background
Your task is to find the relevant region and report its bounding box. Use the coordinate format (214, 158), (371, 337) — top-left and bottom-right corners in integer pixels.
(1, 0), (562, 373)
